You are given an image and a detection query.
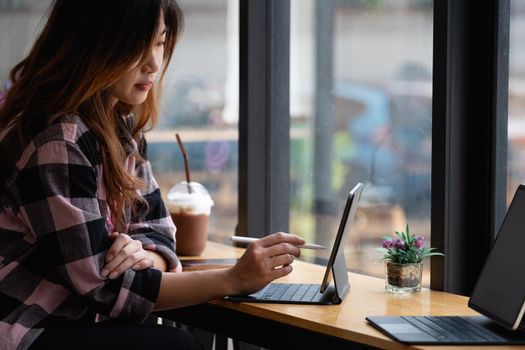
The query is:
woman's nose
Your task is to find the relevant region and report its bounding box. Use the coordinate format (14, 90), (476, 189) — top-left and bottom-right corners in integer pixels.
(143, 51), (161, 74)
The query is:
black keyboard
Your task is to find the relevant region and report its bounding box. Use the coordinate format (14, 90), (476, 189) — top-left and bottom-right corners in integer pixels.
(260, 283), (320, 302)
(403, 316), (506, 343)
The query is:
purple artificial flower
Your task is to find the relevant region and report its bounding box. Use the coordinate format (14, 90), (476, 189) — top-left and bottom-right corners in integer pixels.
(393, 238), (406, 250)
(382, 239), (394, 249)
(414, 236), (424, 249)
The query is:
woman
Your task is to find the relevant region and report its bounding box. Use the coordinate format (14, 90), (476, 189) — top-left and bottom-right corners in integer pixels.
(0, 1), (304, 349)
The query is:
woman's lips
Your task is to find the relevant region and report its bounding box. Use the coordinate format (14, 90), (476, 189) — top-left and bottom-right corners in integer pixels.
(135, 82), (153, 91)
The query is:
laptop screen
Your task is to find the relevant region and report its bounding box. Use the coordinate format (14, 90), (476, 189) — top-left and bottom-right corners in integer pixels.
(469, 185), (525, 331)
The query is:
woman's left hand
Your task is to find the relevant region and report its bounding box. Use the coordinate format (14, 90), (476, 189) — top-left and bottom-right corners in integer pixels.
(101, 232), (154, 279)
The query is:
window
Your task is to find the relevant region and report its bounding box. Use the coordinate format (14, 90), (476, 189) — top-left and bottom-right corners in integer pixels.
(509, 0), (525, 205)
(149, 0), (239, 244)
(0, 0), (51, 87)
(289, 0), (433, 282)
(1, 0), (510, 294)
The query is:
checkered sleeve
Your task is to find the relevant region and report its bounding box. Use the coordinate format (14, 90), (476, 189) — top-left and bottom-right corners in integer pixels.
(11, 135), (161, 321)
(128, 137), (179, 272)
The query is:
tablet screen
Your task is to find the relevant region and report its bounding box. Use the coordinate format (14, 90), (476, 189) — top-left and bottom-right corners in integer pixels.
(469, 185), (525, 330)
(320, 182), (363, 293)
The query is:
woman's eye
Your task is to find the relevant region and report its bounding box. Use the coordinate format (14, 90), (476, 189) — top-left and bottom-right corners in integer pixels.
(157, 41), (166, 47)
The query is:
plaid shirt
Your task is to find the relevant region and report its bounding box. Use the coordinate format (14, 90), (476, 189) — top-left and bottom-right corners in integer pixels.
(0, 114), (178, 350)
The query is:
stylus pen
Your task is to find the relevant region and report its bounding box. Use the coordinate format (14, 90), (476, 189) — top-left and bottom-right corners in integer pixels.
(231, 236), (326, 250)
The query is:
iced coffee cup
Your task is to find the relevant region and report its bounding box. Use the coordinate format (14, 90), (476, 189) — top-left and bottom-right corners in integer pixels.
(167, 181), (214, 256)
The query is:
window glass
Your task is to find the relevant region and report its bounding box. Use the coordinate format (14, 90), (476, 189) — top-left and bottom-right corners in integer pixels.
(509, 1), (525, 206)
(290, 0), (433, 283)
(0, 0), (239, 245)
(147, 0), (239, 245)
(0, 0), (51, 85)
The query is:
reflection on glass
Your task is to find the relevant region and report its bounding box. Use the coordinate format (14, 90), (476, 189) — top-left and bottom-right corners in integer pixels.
(290, 0), (433, 284)
(509, 1), (525, 207)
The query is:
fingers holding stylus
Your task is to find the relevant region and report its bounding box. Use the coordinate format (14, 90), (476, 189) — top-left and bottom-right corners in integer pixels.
(256, 232), (302, 265)
(271, 253), (295, 268)
(264, 242), (301, 260)
(230, 232), (303, 294)
(259, 232), (305, 249)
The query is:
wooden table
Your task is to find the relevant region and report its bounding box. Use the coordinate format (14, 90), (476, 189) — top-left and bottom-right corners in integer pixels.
(156, 242), (525, 350)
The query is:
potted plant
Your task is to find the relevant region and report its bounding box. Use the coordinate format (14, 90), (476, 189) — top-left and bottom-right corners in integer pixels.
(379, 224), (444, 293)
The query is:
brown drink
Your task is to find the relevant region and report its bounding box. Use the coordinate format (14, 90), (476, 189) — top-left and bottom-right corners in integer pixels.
(170, 212), (209, 256)
(167, 181), (214, 256)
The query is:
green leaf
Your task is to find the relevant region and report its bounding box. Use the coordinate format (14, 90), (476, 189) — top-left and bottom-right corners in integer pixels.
(380, 222), (445, 263)
(376, 248), (388, 254)
(423, 252), (445, 257)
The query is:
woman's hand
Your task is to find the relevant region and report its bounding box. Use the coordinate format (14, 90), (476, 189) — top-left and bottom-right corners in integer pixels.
(101, 232), (154, 279)
(174, 263), (183, 273)
(227, 232), (305, 295)
(155, 233), (305, 310)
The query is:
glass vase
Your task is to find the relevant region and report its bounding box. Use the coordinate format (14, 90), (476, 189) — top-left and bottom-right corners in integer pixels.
(385, 261), (423, 294)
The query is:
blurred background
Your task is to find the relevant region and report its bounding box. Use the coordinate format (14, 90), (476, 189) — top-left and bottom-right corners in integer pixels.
(2, 0), (525, 286)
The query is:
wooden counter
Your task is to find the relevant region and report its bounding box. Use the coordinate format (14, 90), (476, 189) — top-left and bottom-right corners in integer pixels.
(156, 241), (525, 350)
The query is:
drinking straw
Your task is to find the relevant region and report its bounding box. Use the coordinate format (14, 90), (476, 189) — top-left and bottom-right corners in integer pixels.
(175, 133), (192, 194)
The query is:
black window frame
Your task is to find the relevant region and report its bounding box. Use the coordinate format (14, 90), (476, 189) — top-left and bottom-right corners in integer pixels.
(238, 0), (291, 237)
(431, 0), (509, 294)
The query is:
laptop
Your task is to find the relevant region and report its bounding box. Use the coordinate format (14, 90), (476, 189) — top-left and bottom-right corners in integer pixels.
(225, 182), (363, 305)
(367, 184), (525, 344)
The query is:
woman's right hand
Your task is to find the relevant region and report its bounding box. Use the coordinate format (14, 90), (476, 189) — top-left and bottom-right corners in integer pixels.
(227, 232), (305, 295)
(155, 232), (306, 310)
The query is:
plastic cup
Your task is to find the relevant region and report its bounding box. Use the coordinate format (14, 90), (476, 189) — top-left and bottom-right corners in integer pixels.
(166, 181), (214, 256)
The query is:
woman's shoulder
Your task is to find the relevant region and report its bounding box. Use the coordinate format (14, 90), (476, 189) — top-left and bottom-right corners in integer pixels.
(0, 114), (100, 187)
(24, 114), (101, 167)
(36, 114), (93, 143)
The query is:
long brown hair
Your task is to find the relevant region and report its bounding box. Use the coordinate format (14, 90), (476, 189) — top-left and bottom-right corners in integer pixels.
(0, 0), (183, 231)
